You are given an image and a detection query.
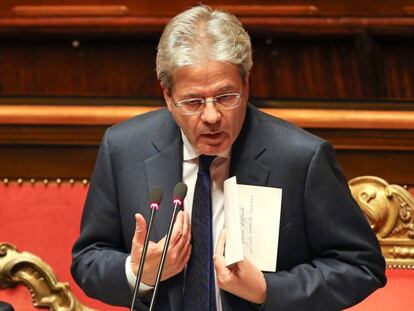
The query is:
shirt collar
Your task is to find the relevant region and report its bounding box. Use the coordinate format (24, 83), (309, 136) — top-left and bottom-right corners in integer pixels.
(181, 130), (231, 161)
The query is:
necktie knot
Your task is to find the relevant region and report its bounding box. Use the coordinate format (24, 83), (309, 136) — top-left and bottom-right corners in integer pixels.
(199, 155), (215, 173)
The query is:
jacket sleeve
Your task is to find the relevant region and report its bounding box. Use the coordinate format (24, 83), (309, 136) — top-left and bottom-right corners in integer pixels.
(70, 129), (148, 309)
(262, 141), (386, 310)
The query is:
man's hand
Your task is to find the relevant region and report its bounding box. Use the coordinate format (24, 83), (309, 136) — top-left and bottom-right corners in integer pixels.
(213, 229), (267, 304)
(130, 211), (191, 286)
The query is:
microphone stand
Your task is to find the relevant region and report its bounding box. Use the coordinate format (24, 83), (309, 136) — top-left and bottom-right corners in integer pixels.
(130, 202), (159, 311)
(148, 199), (182, 310)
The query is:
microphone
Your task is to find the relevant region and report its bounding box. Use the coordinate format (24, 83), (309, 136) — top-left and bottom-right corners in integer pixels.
(149, 182), (188, 310)
(130, 187), (163, 311)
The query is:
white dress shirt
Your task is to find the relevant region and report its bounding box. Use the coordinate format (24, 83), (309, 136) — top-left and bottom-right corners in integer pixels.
(126, 131), (230, 310)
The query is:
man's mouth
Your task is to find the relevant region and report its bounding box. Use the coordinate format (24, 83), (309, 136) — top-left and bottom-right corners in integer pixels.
(200, 132), (225, 141)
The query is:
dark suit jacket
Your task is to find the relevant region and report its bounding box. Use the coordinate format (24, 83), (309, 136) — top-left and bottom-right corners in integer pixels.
(71, 104), (386, 311)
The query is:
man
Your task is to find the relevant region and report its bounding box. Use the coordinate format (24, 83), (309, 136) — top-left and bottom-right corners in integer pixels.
(71, 5), (386, 311)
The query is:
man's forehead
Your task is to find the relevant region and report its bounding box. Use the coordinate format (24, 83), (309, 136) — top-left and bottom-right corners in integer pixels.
(169, 62), (243, 94)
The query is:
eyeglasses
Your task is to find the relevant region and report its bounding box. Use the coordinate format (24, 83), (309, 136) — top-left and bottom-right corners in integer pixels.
(172, 92), (242, 115)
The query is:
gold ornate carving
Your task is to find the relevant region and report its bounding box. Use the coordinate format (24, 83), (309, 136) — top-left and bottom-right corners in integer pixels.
(349, 176), (414, 269)
(0, 243), (93, 310)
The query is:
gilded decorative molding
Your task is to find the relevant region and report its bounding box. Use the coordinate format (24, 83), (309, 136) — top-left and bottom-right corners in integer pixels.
(0, 243), (93, 310)
(349, 176), (414, 269)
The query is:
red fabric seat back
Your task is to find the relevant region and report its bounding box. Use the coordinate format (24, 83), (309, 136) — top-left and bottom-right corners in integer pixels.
(0, 181), (124, 310)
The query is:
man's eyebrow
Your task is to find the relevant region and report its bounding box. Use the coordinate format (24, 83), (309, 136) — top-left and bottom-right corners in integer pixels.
(180, 93), (202, 99)
(217, 84), (237, 93)
(179, 84), (237, 99)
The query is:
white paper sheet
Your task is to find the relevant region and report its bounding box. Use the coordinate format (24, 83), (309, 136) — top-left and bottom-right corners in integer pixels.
(224, 177), (282, 272)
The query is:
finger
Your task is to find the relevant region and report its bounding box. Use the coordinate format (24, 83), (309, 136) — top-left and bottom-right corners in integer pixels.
(178, 243), (192, 268)
(213, 229), (227, 272)
(156, 235), (166, 248)
(133, 213), (147, 246)
(181, 211), (190, 241)
(176, 230), (191, 263)
(214, 228), (226, 256)
(185, 244), (192, 264)
(170, 210), (184, 247)
(173, 211), (191, 250)
(237, 255), (250, 270)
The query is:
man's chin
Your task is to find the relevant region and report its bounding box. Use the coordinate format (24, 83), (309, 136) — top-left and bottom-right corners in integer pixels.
(198, 142), (229, 155)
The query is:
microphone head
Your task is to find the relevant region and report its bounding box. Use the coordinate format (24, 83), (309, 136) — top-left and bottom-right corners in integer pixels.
(173, 182), (187, 205)
(150, 187), (163, 210)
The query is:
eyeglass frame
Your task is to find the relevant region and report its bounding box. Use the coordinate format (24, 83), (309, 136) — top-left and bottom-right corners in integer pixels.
(171, 91), (243, 115)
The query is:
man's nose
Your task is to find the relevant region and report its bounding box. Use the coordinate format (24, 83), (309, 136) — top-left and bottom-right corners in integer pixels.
(201, 100), (221, 124)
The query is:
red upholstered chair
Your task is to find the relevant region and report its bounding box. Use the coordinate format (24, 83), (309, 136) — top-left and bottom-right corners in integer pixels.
(0, 180), (124, 310)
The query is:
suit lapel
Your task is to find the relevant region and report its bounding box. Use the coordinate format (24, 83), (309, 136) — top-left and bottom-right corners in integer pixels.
(144, 135), (182, 240)
(230, 152), (270, 186)
(230, 104), (270, 187)
(144, 117), (184, 311)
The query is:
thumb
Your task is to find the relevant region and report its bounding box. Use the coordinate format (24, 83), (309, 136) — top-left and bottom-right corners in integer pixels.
(133, 213), (147, 246)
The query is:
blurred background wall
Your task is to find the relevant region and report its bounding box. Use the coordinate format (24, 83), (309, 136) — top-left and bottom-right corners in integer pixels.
(1, 0), (414, 189)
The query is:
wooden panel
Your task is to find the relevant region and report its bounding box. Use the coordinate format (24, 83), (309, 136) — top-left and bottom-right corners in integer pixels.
(0, 37), (161, 97)
(3, 130), (413, 185)
(0, 124), (105, 145)
(379, 40), (414, 99)
(1, 1), (414, 36)
(0, 2), (414, 101)
(1, 1), (414, 17)
(11, 5), (130, 17)
(2, 35), (414, 100)
(2, 105), (414, 130)
(1, 104), (413, 186)
(215, 5), (320, 16)
(312, 128), (414, 151)
(404, 6), (414, 14)
(251, 37), (367, 99)
(0, 144), (98, 178)
(337, 150), (414, 186)
(2, 17), (414, 37)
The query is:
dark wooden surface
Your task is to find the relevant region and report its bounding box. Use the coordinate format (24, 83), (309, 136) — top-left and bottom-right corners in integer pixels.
(1, 35), (414, 101)
(1, 1), (414, 17)
(1, 104), (413, 188)
(1, 0), (413, 185)
(2, 124), (414, 186)
(0, 1), (414, 101)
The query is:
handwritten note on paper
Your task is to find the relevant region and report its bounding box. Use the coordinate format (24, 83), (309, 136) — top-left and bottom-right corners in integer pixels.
(238, 184), (282, 272)
(224, 177), (282, 272)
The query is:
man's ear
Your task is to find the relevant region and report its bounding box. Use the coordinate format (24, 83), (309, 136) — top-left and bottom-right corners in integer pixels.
(161, 83), (174, 112)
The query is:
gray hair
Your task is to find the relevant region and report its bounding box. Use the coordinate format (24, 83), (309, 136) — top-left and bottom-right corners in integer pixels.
(156, 5), (253, 89)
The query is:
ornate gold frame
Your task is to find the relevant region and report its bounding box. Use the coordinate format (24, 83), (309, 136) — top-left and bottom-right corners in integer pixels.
(0, 243), (93, 310)
(349, 176), (414, 269)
